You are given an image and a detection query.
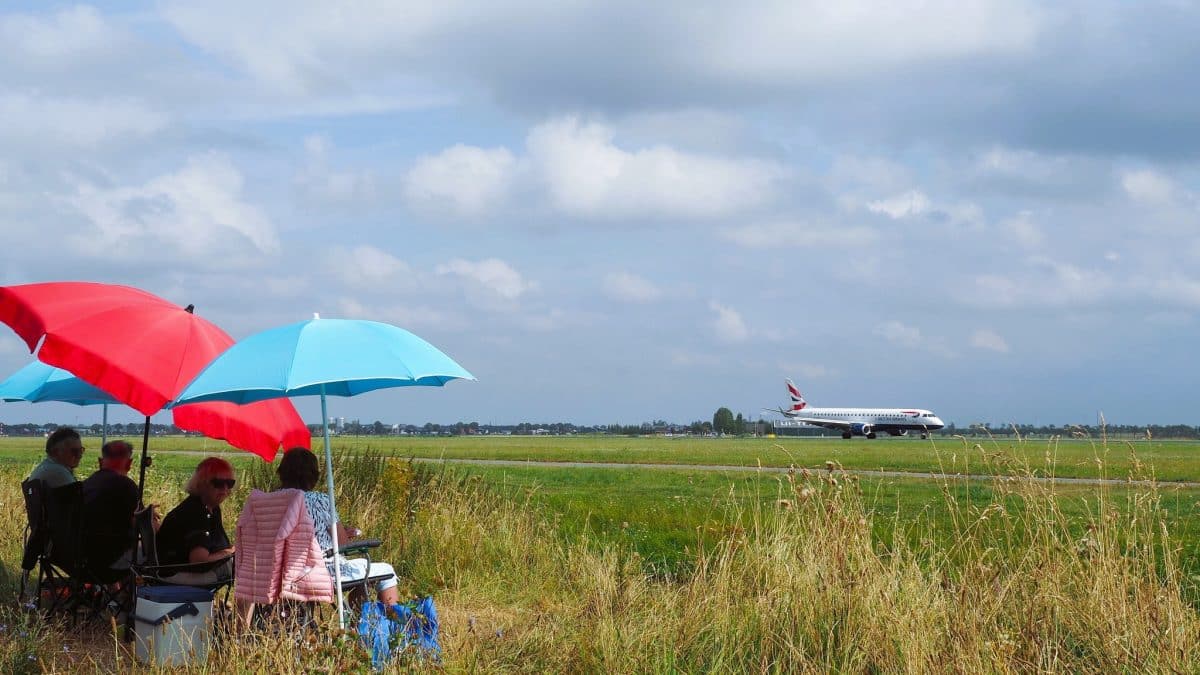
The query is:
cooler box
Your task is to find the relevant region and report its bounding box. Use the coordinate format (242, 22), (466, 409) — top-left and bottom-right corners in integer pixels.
(133, 585), (215, 666)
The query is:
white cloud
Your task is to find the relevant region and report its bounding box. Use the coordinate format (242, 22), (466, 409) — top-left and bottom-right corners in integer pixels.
(336, 296), (467, 331)
(970, 329), (1009, 353)
(1121, 169), (1175, 205)
(873, 320), (955, 357)
(0, 6), (128, 68)
(866, 190), (931, 219)
(66, 152), (279, 264)
(296, 135), (377, 205)
(962, 258), (1113, 309)
(709, 301), (750, 342)
(1002, 210), (1043, 248)
(435, 258), (535, 301)
(603, 272), (663, 303)
(405, 144), (516, 217)
(720, 220), (877, 249)
(695, 1), (1042, 83)
(332, 245), (414, 291)
(401, 116), (784, 222)
(0, 93), (166, 149)
(526, 117), (781, 219)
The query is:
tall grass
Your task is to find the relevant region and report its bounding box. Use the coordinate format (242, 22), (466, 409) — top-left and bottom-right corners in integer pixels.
(0, 437), (1196, 672)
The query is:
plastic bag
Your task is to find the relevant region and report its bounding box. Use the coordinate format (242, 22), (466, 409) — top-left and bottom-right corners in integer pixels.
(357, 597), (440, 669)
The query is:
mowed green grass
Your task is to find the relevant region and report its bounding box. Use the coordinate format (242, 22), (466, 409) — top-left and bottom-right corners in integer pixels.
(450, 463), (1200, 575)
(3, 434), (1199, 576)
(3, 433), (1195, 480)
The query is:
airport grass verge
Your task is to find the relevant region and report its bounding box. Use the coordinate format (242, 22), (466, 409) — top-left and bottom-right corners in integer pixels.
(0, 438), (1196, 671)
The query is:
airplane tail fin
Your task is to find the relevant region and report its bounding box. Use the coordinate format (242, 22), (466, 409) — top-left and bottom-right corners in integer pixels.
(785, 378), (807, 413)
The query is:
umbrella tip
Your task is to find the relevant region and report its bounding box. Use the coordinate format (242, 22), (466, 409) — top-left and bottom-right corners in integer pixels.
(184, 304), (195, 314)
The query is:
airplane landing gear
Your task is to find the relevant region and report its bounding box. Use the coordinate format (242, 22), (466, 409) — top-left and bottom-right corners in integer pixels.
(920, 432), (929, 440)
(866, 432), (877, 439)
(841, 431), (852, 439)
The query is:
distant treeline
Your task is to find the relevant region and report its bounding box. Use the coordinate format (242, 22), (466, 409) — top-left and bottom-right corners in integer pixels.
(1, 419), (1197, 439)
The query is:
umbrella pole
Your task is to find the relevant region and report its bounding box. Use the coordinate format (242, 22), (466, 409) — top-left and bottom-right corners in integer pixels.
(322, 386), (346, 628)
(101, 403), (108, 447)
(137, 415), (151, 507)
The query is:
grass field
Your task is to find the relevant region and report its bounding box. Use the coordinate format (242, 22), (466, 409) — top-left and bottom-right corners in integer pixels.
(1, 434), (1199, 671)
(2, 432), (1197, 479)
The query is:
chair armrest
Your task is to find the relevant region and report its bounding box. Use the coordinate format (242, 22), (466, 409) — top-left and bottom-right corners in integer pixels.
(133, 552), (234, 576)
(325, 538), (381, 557)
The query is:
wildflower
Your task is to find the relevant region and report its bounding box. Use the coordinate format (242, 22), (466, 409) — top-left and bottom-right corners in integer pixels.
(798, 487), (814, 501)
(825, 461), (835, 471)
(777, 499), (793, 510)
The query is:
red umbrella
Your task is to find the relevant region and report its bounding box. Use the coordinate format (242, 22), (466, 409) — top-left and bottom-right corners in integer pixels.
(0, 282), (310, 470)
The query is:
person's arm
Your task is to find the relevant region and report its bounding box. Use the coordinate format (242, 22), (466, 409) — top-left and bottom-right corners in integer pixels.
(187, 544), (233, 563)
(335, 521), (362, 543)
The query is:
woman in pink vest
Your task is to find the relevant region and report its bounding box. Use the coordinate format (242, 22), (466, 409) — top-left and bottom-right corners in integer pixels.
(276, 448), (400, 605)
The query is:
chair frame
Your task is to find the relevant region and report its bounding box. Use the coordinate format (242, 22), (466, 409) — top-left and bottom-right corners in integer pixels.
(20, 479), (128, 623)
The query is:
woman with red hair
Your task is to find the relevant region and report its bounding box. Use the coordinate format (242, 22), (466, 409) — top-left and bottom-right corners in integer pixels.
(156, 456), (237, 584)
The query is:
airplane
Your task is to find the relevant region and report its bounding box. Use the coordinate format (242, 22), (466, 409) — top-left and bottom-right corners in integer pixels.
(766, 379), (945, 439)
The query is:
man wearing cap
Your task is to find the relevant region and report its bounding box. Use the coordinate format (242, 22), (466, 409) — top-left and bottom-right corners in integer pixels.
(27, 427), (84, 488)
(81, 440), (143, 571)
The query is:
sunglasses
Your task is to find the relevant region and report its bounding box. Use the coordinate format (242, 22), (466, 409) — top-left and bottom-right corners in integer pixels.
(210, 478), (236, 489)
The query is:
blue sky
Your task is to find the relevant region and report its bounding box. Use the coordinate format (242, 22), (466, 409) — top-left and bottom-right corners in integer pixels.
(1, 1), (1199, 428)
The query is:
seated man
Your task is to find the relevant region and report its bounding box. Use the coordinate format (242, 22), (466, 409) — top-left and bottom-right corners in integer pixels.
(81, 440), (143, 574)
(28, 427), (84, 489)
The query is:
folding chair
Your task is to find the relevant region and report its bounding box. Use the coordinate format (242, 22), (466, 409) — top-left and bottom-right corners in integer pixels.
(20, 479), (127, 622)
(234, 489), (391, 630)
(125, 507), (236, 643)
(130, 507), (234, 593)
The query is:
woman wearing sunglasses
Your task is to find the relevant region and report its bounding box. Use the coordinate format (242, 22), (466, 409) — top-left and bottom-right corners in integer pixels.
(155, 456), (237, 584)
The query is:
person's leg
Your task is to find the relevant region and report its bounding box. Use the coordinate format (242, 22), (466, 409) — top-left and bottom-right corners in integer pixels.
(368, 562), (400, 605)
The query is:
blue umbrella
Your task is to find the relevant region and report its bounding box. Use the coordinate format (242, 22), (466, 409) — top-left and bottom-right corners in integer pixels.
(0, 360), (120, 445)
(176, 316), (474, 625)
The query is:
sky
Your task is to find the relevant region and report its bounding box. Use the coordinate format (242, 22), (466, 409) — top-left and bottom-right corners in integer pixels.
(1, 1), (1199, 429)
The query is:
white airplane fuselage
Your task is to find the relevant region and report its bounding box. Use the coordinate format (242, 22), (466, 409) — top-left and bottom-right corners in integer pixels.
(770, 379), (944, 439)
(783, 406), (944, 438)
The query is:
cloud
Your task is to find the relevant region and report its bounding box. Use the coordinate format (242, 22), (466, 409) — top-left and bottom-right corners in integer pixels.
(1001, 210), (1043, 248)
(961, 258), (1114, 309)
(709, 301), (750, 342)
(970, 329), (1010, 353)
(435, 258), (535, 301)
(295, 135), (377, 206)
(400, 116), (784, 222)
(66, 152), (279, 265)
(866, 190), (931, 219)
(404, 144), (516, 218)
(873, 320), (955, 357)
(331, 245), (414, 291)
(603, 272), (663, 303)
(1121, 168), (1176, 205)
(526, 117), (782, 219)
(0, 6), (129, 69)
(0, 93), (167, 149)
(719, 221), (877, 249)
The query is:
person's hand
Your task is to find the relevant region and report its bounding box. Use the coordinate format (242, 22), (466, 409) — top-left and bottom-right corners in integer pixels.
(350, 527), (363, 539)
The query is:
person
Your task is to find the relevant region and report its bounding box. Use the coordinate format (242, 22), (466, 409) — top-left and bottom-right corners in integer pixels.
(80, 440), (145, 574)
(156, 457), (236, 584)
(276, 447), (400, 605)
(27, 427), (84, 488)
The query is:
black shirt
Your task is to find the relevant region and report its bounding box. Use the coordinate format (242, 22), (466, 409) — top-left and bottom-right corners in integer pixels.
(156, 494), (230, 565)
(80, 468), (139, 568)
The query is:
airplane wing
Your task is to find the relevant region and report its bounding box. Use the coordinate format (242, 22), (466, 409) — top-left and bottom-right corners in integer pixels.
(790, 417), (852, 431)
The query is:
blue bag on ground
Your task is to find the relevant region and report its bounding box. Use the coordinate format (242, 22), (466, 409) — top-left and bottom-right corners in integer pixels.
(357, 597), (441, 669)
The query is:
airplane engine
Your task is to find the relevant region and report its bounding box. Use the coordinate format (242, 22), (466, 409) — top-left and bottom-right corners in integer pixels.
(861, 424), (873, 437)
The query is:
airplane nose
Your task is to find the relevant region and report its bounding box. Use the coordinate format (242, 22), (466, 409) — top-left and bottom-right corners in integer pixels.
(930, 417), (945, 429)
